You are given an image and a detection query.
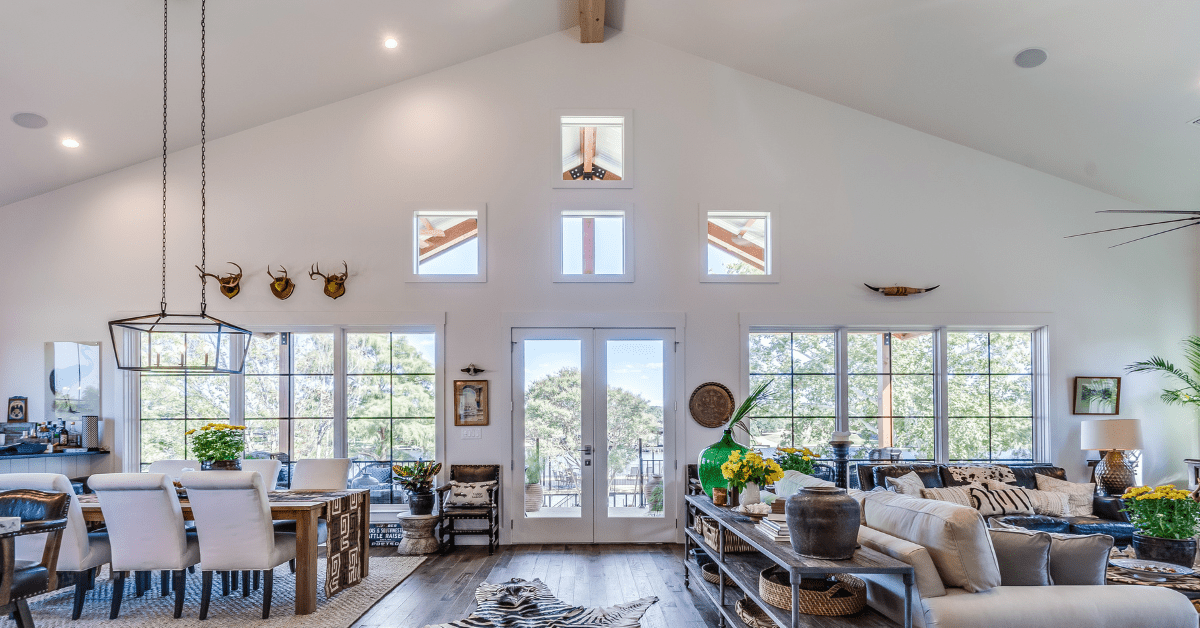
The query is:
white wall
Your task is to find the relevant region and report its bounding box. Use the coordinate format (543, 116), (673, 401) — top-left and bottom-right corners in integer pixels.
(2, 28), (1195, 519)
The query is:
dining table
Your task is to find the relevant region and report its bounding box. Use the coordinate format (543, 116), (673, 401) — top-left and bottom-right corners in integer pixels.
(77, 488), (371, 615)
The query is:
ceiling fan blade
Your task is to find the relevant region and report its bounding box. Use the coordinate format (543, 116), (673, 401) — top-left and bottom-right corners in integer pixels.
(1108, 220), (1200, 248)
(1098, 210), (1200, 215)
(1064, 217), (1200, 238)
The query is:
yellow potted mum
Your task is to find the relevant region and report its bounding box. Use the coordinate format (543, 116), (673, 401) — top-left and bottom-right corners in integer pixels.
(185, 423), (247, 471)
(1122, 484), (1200, 567)
(720, 449), (783, 507)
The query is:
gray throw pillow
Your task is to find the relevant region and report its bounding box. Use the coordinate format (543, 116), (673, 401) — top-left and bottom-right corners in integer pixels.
(987, 528), (1052, 586)
(1047, 532), (1114, 585)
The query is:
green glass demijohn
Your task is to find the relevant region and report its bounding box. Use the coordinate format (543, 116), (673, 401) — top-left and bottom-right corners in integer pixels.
(698, 429), (749, 498)
(696, 379), (774, 499)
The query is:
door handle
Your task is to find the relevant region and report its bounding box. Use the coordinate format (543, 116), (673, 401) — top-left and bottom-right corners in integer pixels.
(577, 445), (593, 455)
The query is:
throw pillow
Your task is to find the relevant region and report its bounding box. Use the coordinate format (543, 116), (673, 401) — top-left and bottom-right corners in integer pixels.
(982, 480), (1070, 517)
(987, 528), (1052, 586)
(443, 480), (497, 507)
(920, 486), (973, 508)
(1046, 532), (1114, 585)
(944, 465), (1017, 486)
(1034, 474), (1095, 517)
(968, 486), (1034, 516)
(884, 471), (925, 496)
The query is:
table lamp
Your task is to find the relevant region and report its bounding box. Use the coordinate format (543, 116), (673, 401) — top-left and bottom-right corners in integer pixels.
(1080, 418), (1142, 496)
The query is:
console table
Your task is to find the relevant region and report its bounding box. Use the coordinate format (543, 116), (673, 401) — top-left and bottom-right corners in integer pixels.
(685, 495), (914, 628)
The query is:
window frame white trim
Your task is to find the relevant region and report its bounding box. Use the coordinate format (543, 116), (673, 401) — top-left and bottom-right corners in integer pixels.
(403, 203), (488, 283)
(552, 203), (635, 283)
(552, 109), (633, 189)
(739, 312), (1052, 464)
(700, 206), (778, 283)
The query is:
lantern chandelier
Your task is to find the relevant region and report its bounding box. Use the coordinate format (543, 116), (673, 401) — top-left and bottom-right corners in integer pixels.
(109, 0), (251, 374)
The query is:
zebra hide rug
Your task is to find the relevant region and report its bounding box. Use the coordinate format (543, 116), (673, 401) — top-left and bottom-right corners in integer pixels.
(423, 578), (658, 628)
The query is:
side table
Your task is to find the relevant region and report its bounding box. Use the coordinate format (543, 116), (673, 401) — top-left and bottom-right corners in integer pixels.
(396, 513), (440, 555)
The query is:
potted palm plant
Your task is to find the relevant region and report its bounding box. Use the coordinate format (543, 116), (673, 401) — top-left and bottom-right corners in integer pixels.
(1126, 336), (1200, 408)
(186, 423), (246, 470)
(393, 459), (441, 516)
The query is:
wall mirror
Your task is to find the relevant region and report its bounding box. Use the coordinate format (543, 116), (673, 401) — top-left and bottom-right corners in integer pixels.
(44, 341), (101, 422)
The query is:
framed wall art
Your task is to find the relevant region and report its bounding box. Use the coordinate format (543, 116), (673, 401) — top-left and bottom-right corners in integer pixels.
(553, 109), (633, 189)
(454, 380), (489, 426)
(1073, 376), (1121, 415)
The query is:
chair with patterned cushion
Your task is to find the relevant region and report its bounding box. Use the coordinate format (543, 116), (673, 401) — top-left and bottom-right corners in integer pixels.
(436, 465), (500, 555)
(0, 489), (70, 628)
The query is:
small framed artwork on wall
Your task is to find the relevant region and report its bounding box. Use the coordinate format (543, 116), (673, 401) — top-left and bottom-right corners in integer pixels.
(7, 397), (27, 422)
(454, 380), (489, 426)
(1073, 376), (1121, 415)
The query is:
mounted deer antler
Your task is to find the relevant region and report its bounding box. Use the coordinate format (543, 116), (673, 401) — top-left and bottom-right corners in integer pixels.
(864, 284), (939, 297)
(267, 265), (295, 300)
(195, 262), (243, 299)
(310, 261), (348, 299)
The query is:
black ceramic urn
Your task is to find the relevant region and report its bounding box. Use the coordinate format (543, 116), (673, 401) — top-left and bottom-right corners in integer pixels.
(785, 486), (861, 560)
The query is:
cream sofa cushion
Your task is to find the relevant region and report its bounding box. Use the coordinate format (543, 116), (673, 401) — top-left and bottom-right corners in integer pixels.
(859, 526), (946, 598)
(864, 490), (1001, 593)
(922, 585), (1196, 628)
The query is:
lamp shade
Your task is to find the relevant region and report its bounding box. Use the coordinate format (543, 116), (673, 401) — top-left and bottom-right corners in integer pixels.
(1080, 418), (1143, 451)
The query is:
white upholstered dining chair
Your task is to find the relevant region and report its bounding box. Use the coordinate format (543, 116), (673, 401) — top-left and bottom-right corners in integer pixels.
(240, 459), (283, 491)
(0, 473), (111, 620)
(181, 471), (297, 620)
(145, 459), (200, 478)
(273, 458), (351, 549)
(88, 473), (200, 619)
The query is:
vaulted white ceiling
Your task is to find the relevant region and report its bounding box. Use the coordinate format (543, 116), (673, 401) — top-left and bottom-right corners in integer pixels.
(4, 1), (1198, 210)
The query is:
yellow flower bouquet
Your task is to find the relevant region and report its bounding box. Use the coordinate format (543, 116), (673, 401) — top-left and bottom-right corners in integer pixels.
(1121, 484), (1200, 540)
(185, 422), (246, 462)
(774, 446), (817, 475)
(720, 449), (784, 492)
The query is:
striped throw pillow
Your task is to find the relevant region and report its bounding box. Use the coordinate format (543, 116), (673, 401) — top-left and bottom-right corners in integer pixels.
(982, 480), (1069, 517)
(920, 485), (973, 507)
(969, 486), (1034, 516)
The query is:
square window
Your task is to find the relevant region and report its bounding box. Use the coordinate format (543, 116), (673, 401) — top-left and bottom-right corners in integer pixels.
(404, 204), (487, 282)
(554, 205), (634, 282)
(554, 110), (632, 189)
(701, 210), (776, 282)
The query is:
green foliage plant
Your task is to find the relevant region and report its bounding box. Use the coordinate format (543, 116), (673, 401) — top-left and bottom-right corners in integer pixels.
(525, 450), (542, 485)
(1121, 485), (1200, 540)
(773, 446), (816, 475)
(1126, 336), (1200, 408)
(392, 459), (442, 494)
(648, 485), (664, 512)
(185, 423), (246, 462)
(728, 379), (773, 432)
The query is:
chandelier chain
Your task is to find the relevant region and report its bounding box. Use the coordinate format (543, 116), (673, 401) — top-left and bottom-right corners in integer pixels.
(160, 0), (168, 315)
(199, 0), (207, 315)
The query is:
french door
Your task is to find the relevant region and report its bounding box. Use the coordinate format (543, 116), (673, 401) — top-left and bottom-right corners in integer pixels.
(511, 328), (676, 543)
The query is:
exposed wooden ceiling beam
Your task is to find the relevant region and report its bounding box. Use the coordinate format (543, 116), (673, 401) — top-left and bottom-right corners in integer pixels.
(419, 219), (478, 261)
(707, 222), (765, 270)
(579, 0), (605, 43)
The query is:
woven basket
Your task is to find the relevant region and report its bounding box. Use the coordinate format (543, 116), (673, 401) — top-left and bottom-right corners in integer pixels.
(735, 597), (778, 628)
(701, 561), (737, 586)
(702, 517), (753, 553)
(759, 566), (866, 616)
(693, 515), (708, 536)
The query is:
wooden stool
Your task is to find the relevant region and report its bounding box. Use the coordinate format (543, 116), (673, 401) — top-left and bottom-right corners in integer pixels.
(397, 514), (440, 555)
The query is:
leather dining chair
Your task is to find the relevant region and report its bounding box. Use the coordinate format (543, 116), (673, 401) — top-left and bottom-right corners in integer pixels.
(0, 474), (111, 620)
(273, 458), (350, 549)
(0, 489), (71, 628)
(181, 471), (297, 620)
(240, 459), (283, 492)
(88, 473), (201, 619)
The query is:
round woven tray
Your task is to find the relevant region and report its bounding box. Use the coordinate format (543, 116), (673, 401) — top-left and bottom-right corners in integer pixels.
(702, 561), (737, 586)
(735, 597), (777, 628)
(759, 566), (865, 616)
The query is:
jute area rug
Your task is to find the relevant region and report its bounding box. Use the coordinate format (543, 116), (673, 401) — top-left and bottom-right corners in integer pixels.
(0, 556), (425, 628)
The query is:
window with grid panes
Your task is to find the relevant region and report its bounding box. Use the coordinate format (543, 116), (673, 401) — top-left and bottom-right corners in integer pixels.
(139, 332), (230, 470)
(747, 332), (837, 456)
(346, 333), (436, 504)
(848, 332), (935, 460)
(947, 332), (1034, 462)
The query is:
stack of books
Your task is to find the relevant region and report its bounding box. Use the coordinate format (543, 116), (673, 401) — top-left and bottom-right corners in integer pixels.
(757, 513), (789, 542)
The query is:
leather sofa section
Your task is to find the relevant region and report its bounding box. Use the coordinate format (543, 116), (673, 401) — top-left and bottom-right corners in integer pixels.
(991, 514), (1071, 535)
(865, 464), (944, 492)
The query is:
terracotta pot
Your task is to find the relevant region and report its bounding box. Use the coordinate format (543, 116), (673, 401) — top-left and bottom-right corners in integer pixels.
(1133, 533), (1197, 568)
(786, 486), (861, 560)
(407, 490), (435, 516)
(200, 459), (241, 471)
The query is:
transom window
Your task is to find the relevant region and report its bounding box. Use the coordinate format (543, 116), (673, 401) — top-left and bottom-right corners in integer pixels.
(702, 210), (776, 282)
(555, 205), (634, 282)
(747, 328), (1042, 464)
(406, 205), (487, 282)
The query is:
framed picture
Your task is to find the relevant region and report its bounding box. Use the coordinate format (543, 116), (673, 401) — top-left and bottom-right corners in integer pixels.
(454, 380), (489, 426)
(1073, 377), (1121, 415)
(7, 397), (27, 422)
(553, 109), (633, 189)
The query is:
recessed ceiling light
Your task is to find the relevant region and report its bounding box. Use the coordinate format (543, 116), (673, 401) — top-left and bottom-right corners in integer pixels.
(1014, 48), (1047, 69)
(12, 112), (48, 129)
(384, 38), (398, 49)
(61, 138), (80, 148)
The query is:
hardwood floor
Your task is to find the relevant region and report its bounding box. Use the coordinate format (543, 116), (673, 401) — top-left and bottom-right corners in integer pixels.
(353, 544), (720, 627)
